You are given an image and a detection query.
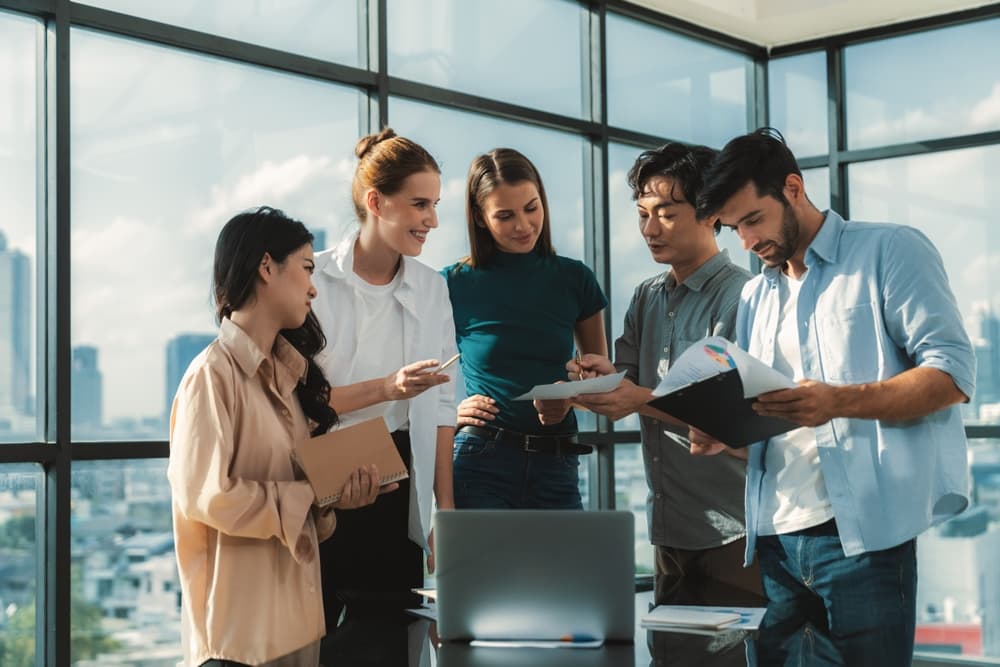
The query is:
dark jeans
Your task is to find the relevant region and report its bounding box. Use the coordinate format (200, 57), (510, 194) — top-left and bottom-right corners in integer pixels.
(756, 519), (917, 667)
(319, 431), (423, 629)
(452, 428), (582, 509)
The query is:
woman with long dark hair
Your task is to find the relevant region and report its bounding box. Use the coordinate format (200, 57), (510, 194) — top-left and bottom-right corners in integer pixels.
(168, 206), (392, 667)
(443, 148), (608, 509)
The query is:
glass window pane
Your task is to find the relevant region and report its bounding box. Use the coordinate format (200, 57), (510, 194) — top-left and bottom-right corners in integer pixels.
(608, 142), (752, 434)
(389, 97), (587, 270)
(387, 0), (587, 119)
(71, 29), (362, 441)
(607, 13), (750, 147)
(615, 443), (653, 576)
(850, 150), (1000, 658)
(845, 18), (1000, 149)
(915, 438), (1000, 659)
(76, 0), (361, 66)
(0, 12), (38, 444)
(768, 51), (828, 157)
(0, 464), (40, 664)
(71, 459), (176, 665)
(802, 166), (830, 212)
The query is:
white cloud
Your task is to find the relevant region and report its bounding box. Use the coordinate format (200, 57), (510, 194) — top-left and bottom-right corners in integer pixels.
(970, 83), (1000, 131)
(186, 154), (349, 237)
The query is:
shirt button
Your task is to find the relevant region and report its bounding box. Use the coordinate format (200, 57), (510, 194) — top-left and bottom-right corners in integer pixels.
(662, 346), (669, 354)
(652, 456), (660, 463)
(655, 493), (662, 499)
(668, 312), (675, 318)
(282, 409), (290, 417)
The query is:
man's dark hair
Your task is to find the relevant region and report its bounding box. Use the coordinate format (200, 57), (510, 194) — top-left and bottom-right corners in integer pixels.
(627, 142), (719, 233)
(695, 127), (802, 221)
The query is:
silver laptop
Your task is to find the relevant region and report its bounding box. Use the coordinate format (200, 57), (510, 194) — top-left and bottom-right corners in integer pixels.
(433, 510), (635, 642)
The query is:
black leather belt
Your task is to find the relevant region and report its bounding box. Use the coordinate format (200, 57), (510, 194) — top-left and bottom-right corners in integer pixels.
(457, 425), (592, 456)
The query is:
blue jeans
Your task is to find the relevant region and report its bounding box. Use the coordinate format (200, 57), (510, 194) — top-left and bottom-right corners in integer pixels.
(452, 429), (582, 509)
(756, 520), (917, 667)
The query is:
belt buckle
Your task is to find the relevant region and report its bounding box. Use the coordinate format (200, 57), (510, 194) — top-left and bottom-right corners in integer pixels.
(523, 434), (540, 453)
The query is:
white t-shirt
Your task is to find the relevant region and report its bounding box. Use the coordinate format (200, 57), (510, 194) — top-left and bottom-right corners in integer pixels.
(756, 271), (834, 536)
(336, 268), (409, 431)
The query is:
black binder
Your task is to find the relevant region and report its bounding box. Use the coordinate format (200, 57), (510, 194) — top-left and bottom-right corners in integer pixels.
(646, 368), (797, 449)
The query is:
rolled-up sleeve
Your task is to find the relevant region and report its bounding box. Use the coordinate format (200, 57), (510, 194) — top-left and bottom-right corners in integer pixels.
(614, 285), (643, 383)
(167, 365), (315, 563)
(880, 226), (976, 401)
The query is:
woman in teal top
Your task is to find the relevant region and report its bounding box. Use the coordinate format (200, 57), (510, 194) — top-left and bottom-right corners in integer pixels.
(442, 148), (608, 509)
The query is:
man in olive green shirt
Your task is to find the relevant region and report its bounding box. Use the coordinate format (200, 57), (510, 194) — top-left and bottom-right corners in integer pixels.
(573, 143), (762, 604)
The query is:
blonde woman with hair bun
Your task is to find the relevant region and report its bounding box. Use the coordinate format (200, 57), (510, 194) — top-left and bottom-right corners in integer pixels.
(310, 129), (457, 643)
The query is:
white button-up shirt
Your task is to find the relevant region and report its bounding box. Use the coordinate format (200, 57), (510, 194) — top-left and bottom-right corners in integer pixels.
(312, 232), (458, 549)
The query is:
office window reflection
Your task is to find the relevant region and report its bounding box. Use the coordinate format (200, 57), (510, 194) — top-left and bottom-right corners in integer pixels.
(75, 0), (361, 65)
(606, 13), (750, 147)
(851, 149), (1000, 659)
(614, 443), (653, 575)
(768, 51), (828, 157)
(0, 464), (40, 664)
(71, 459), (176, 666)
(70, 29), (362, 441)
(0, 12), (38, 444)
(387, 0), (587, 119)
(845, 17), (1000, 149)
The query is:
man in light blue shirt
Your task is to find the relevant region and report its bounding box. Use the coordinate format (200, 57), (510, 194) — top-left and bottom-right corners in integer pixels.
(691, 128), (975, 665)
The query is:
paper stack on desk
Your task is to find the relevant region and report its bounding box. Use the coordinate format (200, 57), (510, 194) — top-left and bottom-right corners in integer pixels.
(641, 605), (766, 633)
(641, 606), (742, 630)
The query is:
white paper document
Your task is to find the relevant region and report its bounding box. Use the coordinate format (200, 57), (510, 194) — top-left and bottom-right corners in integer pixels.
(469, 639), (604, 649)
(641, 605), (766, 633)
(651, 336), (795, 399)
(513, 371), (627, 401)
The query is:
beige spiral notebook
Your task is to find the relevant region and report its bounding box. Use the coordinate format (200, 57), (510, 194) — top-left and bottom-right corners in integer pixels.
(293, 417), (408, 507)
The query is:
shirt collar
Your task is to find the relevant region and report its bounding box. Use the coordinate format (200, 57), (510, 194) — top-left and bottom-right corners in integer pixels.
(761, 209), (844, 284)
(218, 317), (308, 396)
(665, 249), (733, 292)
(320, 229), (421, 318)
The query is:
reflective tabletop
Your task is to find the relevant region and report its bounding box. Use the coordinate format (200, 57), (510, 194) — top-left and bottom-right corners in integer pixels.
(319, 578), (857, 667)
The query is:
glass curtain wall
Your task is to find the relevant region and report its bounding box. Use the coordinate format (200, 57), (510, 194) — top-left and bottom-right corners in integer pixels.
(3, 0), (999, 664)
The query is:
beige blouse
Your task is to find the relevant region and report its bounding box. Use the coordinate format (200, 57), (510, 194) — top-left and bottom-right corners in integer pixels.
(167, 318), (336, 666)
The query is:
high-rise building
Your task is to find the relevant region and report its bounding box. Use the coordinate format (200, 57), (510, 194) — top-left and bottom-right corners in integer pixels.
(71, 345), (103, 429)
(970, 304), (1000, 420)
(311, 228), (327, 253)
(0, 230), (32, 419)
(165, 333), (216, 419)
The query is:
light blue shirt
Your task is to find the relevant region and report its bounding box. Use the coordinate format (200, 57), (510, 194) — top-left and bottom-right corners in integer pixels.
(737, 210), (976, 560)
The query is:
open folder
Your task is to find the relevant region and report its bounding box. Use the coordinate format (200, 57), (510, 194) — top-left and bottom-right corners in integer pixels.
(646, 336), (797, 448)
(292, 417), (408, 506)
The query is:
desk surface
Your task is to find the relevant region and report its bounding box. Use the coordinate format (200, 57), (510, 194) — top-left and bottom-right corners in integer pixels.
(318, 585), (854, 667)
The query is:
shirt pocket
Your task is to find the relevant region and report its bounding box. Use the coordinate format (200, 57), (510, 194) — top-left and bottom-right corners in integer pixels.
(816, 301), (881, 384)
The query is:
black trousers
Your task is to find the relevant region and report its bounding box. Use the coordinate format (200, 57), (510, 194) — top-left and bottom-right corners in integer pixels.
(319, 430), (423, 625)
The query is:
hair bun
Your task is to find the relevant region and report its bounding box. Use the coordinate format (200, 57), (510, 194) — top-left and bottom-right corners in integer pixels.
(355, 127), (398, 160)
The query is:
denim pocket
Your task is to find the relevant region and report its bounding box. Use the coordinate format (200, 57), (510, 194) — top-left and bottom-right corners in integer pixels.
(556, 453), (580, 470)
(453, 431), (492, 458)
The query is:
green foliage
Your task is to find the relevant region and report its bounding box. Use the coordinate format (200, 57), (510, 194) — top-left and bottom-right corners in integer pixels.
(0, 515), (35, 550)
(0, 565), (121, 665)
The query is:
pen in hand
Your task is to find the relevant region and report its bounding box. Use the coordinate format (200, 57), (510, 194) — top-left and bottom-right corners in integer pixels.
(575, 350), (584, 381)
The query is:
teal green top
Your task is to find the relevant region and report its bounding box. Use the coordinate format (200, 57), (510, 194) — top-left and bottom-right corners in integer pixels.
(442, 250), (607, 435)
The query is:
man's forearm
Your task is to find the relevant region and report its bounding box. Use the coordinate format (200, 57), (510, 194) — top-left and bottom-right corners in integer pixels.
(833, 367), (967, 422)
